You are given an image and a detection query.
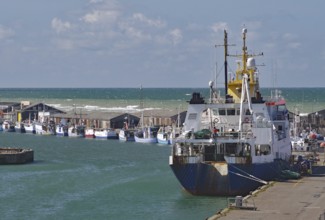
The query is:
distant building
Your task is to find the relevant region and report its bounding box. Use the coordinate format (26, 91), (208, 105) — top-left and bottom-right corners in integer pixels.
(110, 113), (140, 129)
(51, 111), (140, 129)
(17, 102), (65, 123)
(0, 102), (22, 121)
(289, 109), (325, 136)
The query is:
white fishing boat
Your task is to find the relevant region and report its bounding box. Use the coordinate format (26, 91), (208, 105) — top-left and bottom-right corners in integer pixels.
(134, 87), (158, 143)
(134, 110), (158, 143)
(119, 122), (135, 142)
(134, 126), (158, 143)
(56, 124), (68, 137)
(15, 122), (26, 133)
(35, 121), (56, 135)
(2, 121), (15, 132)
(23, 122), (35, 134)
(94, 128), (118, 139)
(119, 129), (135, 142)
(68, 125), (85, 138)
(157, 126), (172, 145)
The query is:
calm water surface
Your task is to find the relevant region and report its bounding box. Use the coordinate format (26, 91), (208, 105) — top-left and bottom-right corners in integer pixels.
(0, 132), (227, 220)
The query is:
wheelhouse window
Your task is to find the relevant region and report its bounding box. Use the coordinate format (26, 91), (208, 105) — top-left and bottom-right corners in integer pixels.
(224, 143), (251, 156)
(219, 109), (226, 115)
(255, 144), (271, 156)
(217, 108), (238, 116)
(188, 113), (197, 120)
(227, 108), (236, 115)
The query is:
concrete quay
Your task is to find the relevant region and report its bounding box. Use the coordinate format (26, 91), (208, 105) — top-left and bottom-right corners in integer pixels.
(209, 166), (325, 220)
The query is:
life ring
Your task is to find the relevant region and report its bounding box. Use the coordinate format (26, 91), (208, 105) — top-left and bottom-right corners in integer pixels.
(213, 118), (219, 124)
(244, 117), (249, 123)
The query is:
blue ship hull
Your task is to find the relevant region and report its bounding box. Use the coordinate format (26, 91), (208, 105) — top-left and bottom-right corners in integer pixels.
(170, 160), (288, 196)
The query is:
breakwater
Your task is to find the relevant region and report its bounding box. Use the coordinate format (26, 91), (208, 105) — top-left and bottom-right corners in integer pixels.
(0, 147), (34, 164)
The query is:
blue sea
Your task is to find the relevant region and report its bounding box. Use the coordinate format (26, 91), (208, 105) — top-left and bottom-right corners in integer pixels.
(0, 87), (324, 220)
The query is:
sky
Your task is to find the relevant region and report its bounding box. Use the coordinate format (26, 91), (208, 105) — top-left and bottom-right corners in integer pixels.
(0, 0), (324, 88)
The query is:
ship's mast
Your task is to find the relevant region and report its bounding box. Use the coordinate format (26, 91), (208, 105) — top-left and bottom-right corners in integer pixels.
(242, 28), (248, 73)
(226, 28), (263, 103)
(224, 30), (228, 98)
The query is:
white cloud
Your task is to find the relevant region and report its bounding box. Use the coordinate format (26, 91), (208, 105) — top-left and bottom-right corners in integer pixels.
(211, 22), (228, 33)
(132, 13), (166, 28)
(282, 33), (297, 41)
(54, 39), (75, 50)
(118, 22), (151, 41)
(89, 0), (103, 3)
(169, 29), (182, 45)
(0, 25), (14, 40)
(81, 10), (119, 24)
(287, 42), (301, 49)
(242, 21), (262, 30)
(51, 18), (72, 33)
(282, 33), (301, 49)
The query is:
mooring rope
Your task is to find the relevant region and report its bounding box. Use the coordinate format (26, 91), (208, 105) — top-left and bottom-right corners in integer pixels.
(228, 164), (268, 185)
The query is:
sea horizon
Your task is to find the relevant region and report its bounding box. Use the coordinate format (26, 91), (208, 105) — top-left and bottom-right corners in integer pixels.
(0, 87), (324, 114)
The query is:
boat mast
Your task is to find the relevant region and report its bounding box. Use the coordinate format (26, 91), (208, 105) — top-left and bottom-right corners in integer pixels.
(140, 85), (144, 129)
(224, 30), (228, 98)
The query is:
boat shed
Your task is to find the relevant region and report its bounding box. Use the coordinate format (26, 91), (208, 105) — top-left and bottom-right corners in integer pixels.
(170, 111), (187, 127)
(139, 109), (181, 127)
(109, 113), (140, 129)
(0, 102), (22, 121)
(18, 102), (65, 122)
(288, 109), (325, 136)
(51, 111), (140, 129)
(303, 110), (325, 134)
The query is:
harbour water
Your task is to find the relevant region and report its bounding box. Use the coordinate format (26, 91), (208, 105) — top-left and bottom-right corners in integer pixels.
(0, 132), (227, 220)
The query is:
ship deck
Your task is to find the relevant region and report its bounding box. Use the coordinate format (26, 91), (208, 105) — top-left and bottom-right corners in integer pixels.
(209, 152), (325, 220)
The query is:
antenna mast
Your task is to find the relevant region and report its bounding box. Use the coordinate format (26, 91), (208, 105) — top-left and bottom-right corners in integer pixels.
(224, 30), (229, 97)
(216, 30), (235, 99)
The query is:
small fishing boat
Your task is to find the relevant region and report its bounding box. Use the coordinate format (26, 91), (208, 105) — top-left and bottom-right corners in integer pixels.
(94, 128), (118, 139)
(23, 123), (36, 134)
(107, 128), (118, 139)
(119, 122), (135, 142)
(56, 124), (68, 137)
(68, 125), (85, 138)
(15, 122), (26, 133)
(134, 126), (158, 143)
(35, 121), (56, 135)
(2, 121), (15, 132)
(157, 126), (172, 145)
(119, 129), (135, 142)
(85, 128), (95, 138)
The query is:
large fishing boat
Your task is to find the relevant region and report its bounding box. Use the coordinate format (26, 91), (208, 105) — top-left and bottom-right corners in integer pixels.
(169, 28), (292, 196)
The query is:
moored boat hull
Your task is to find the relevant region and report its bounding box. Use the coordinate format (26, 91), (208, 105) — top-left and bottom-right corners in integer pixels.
(157, 133), (171, 145)
(56, 126), (68, 137)
(24, 124), (35, 134)
(134, 136), (157, 143)
(157, 138), (170, 145)
(169, 159), (288, 196)
(68, 126), (85, 138)
(119, 129), (135, 142)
